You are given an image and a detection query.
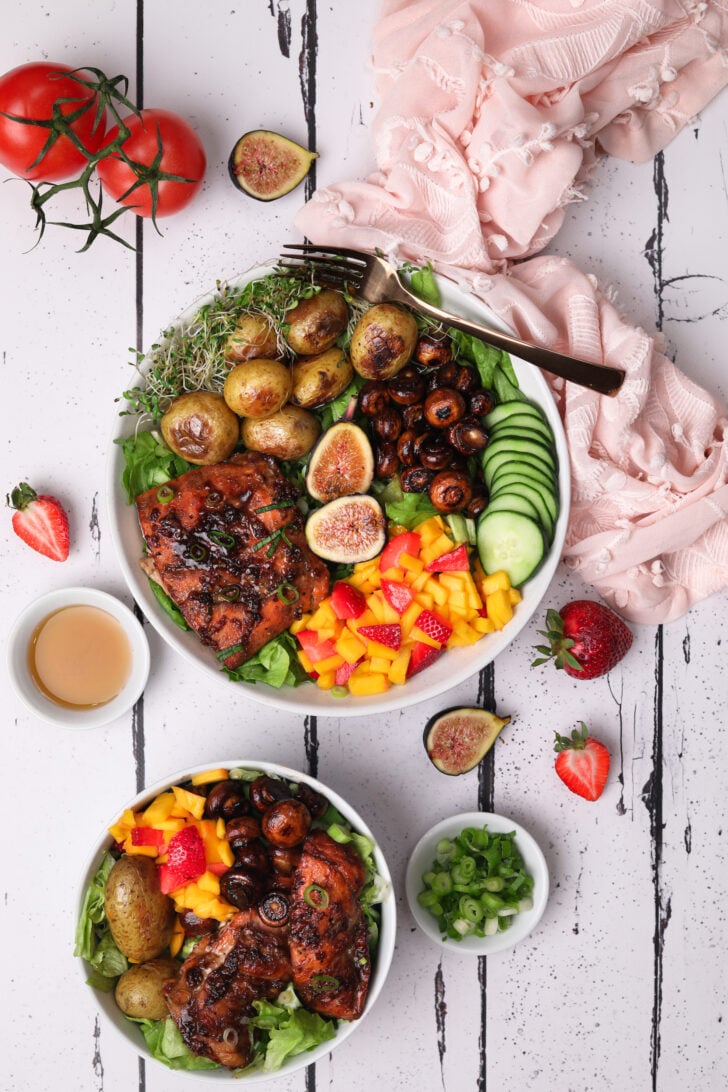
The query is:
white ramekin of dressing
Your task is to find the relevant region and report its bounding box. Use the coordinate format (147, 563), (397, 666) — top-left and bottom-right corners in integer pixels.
(7, 587), (150, 729)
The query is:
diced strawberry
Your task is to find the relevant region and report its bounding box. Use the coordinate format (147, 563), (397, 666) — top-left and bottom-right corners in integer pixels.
(207, 861), (229, 877)
(296, 629), (337, 663)
(414, 609), (453, 646)
(381, 579), (415, 615)
(330, 581), (367, 619)
(478, 606), (489, 618)
(406, 641), (444, 678)
(158, 826), (206, 894)
(379, 531), (421, 572)
(130, 826), (165, 849)
(335, 658), (361, 686)
(425, 544), (469, 572)
(357, 623), (402, 650)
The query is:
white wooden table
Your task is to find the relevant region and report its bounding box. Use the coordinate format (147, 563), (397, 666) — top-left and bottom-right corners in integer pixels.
(2, 4), (726, 1091)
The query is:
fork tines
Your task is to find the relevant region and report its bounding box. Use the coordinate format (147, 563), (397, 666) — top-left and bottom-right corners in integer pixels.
(279, 243), (366, 288)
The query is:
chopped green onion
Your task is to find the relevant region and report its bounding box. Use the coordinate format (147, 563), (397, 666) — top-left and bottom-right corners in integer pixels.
(216, 643), (244, 662)
(417, 823), (534, 943)
(188, 542), (209, 563)
(156, 484), (174, 503)
(218, 584), (242, 603)
(253, 530), (280, 552)
(276, 583), (300, 604)
(327, 823), (352, 844)
(303, 884), (330, 910)
(330, 685), (348, 698)
(255, 500), (296, 513)
(209, 530), (236, 547)
(206, 490), (224, 508)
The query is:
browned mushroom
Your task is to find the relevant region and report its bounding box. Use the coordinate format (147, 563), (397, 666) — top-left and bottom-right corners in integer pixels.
(446, 416), (489, 456)
(402, 402), (425, 430)
(427, 360), (458, 390)
(249, 775), (292, 812)
(225, 815), (263, 853)
(469, 390), (495, 417)
(424, 387), (467, 429)
(401, 466), (436, 493)
(232, 840), (270, 873)
(203, 780), (249, 821)
(179, 910), (218, 937)
(414, 333), (453, 368)
(374, 442), (400, 479)
(358, 380), (391, 417)
(261, 799), (312, 847)
(417, 434), (453, 470)
(219, 866), (263, 910)
(372, 405), (403, 442)
(295, 783), (329, 819)
(453, 365), (479, 394)
(269, 844), (303, 876)
(465, 491), (489, 518)
(387, 366), (426, 406)
(396, 429), (421, 467)
(258, 890), (291, 927)
(429, 469), (473, 512)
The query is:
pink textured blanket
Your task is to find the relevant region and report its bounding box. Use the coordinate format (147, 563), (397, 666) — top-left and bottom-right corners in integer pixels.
(296, 0), (728, 623)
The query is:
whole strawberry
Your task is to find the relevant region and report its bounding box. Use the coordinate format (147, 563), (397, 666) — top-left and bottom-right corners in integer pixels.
(7, 481), (69, 561)
(554, 722), (610, 801)
(533, 600), (633, 679)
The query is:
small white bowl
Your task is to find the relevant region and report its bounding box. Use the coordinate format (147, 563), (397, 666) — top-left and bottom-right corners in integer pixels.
(76, 759), (396, 1082)
(405, 811), (549, 956)
(7, 586), (150, 729)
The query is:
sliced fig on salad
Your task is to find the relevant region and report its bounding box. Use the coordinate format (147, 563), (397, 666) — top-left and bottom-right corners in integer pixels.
(305, 494), (386, 563)
(424, 707), (511, 775)
(228, 129), (317, 201)
(306, 422), (374, 503)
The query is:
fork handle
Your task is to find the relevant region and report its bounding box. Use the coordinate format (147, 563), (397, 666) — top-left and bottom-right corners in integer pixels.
(391, 286), (625, 397)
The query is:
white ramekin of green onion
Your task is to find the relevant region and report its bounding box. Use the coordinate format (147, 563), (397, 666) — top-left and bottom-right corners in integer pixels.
(405, 812), (549, 955)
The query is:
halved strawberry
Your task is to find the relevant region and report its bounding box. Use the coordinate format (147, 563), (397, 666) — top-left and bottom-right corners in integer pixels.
(379, 531), (421, 571)
(381, 579), (414, 616)
(335, 658), (361, 686)
(414, 609), (452, 646)
(330, 581), (366, 620)
(406, 641), (444, 678)
(357, 623), (401, 650)
(425, 544), (469, 572)
(7, 481), (69, 561)
(296, 629), (338, 663)
(158, 825), (206, 894)
(554, 722), (610, 801)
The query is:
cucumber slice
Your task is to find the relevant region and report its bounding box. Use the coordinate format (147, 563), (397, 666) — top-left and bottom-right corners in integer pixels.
(489, 463), (556, 493)
(483, 449), (554, 487)
(489, 484), (554, 541)
(491, 472), (559, 521)
(484, 400), (545, 429)
(476, 510), (545, 587)
(486, 492), (542, 524)
(489, 415), (555, 444)
(482, 435), (557, 472)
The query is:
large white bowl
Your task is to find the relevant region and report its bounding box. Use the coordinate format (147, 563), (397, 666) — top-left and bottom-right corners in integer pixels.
(76, 759), (396, 1082)
(108, 263), (570, 716)
(405, 811), (549, 956)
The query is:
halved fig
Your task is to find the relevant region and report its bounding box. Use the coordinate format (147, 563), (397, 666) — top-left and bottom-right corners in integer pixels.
(305, 495), (386, 563)
(424, 707), (511, 775)
(306, 422), (374, 503)
(228, 130), (317, 201)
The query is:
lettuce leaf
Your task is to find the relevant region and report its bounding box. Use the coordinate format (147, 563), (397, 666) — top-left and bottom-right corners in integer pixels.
(247, 992), (337, 1073)
(116, 431), (192, 503)
(406, 262), (441, 307)
(221, 630), (309, 688)
(74, 851), (129, 986)
(138, 1018), (220, 1071)
(148, 578), (190, 631)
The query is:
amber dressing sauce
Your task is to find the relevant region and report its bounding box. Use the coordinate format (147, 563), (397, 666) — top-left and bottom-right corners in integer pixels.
(28, 605), (132, 709)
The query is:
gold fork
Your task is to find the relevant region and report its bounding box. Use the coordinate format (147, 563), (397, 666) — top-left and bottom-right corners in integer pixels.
(280, 243), (625, 397)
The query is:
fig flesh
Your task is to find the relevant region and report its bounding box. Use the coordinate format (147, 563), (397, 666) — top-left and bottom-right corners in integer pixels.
(306, 422), (374, 503)
(305, 495), (386, 563)
(424, 707), (511, 775)
(228, 130), (317, 201)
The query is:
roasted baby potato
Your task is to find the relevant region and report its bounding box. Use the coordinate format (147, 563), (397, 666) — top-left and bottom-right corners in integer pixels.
(284, 289), (349, 355)
(223, 359), (292, 419)
(290, 347), (353, 409)
(224, 311), (279, 363)
(350, 303), (418, 380)
(104, 856), (174, 963)
(160, 392), (239, 465)
(241, 404), (321, 460)
(114, 957), (179, 1020)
